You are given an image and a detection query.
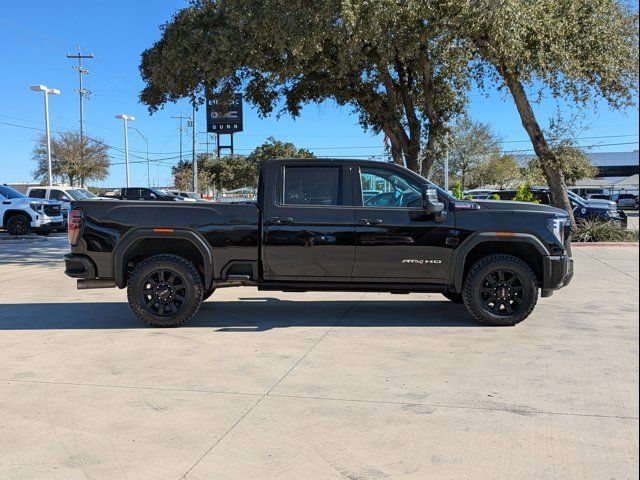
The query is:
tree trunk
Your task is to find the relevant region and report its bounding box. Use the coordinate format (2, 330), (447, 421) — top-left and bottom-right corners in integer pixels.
(502, 71), (577, 230)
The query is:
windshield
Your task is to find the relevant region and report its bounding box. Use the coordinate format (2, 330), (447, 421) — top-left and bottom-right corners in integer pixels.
(568, 191), (586, 207)
(76, 188), (97, 198)
(66, 189), (89, 200)
(151, 188), (170, 196)
(0, 185), (26, 199)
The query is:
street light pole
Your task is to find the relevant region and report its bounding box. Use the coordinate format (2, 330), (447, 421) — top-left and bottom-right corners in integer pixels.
(130, 127), (150, 187)
(30, 85), (61, 187)
(115, 114), (135, 187)
(192, 103), (197, 194)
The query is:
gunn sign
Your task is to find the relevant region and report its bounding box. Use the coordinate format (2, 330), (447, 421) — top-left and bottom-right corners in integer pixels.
(206, 93), (243, 133)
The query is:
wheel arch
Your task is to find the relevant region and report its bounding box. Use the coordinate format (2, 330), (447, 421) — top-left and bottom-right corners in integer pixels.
(3, 209), (33, 227)
(113, 229), (214, 290)
(450, 233), (549, 293)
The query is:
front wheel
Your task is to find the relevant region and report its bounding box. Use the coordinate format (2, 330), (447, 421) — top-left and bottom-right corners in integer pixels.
(6, 214), (31, 236)
(127, 254), (203, 327)
(462, 254), (538, 326)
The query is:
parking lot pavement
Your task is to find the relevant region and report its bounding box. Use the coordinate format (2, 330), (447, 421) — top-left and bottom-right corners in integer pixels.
(0, 237), (638, 480)
(626, 211), (639, 231)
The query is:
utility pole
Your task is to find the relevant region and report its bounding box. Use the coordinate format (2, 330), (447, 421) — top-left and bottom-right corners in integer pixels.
(171, 114), (190, 165)
(191, 103), (198, 194)
(66, 47), (94, 153)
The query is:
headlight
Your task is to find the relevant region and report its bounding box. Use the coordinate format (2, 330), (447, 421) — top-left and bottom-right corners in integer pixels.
(29, 202), (43, 213)
(608, 210), (620, 218)
(548, 217), (568, 244)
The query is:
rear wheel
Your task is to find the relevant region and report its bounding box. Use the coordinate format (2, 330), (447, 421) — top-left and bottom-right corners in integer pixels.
(6, 214), (31, 236)
(127, 254), (203, 327)
(462, 254), (538, 326)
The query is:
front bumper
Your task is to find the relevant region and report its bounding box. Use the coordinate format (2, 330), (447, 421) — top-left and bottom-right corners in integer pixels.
(31, 214), (64, 230)
(542, 255), (574, 295)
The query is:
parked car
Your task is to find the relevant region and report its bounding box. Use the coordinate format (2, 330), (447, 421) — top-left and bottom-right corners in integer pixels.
(0, 184), (64, 236)
(613, 193), (637, 210)
(490, 188), (627, 227)
(26, 186), (101, 231)
(587, 194), (612, 201)
(116, 187), (184, 202)
(64, 158), (573, 328)
(168, 190), (206, 202)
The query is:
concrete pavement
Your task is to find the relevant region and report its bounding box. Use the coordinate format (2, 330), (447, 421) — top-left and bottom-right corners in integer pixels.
(0, 234), (638, 479)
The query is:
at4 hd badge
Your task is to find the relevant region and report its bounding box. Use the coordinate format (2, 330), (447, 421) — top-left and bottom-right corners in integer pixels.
(402, 259), (443, 265)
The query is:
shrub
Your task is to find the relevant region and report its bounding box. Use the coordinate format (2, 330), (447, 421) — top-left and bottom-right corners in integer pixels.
(491, 193), (501, 200)
(574, 218), (639, 242)
(512, 183), (539, 203)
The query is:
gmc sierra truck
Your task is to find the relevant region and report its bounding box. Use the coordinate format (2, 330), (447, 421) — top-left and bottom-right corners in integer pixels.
(64, 159), (573, 327)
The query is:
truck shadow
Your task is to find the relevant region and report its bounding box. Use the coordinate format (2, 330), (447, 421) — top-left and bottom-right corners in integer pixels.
(0, 298), (480, 330)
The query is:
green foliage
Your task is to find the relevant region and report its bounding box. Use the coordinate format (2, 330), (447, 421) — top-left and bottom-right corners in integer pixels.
(574, 218), (639, 242)
(491, 193), (501, 200)
(430, 117), (503, 189)
(172, 138), (315, 191)
(512, 183), (540, 203)
(32, 131), (110, 187)
(451, 183), (463, 199)
(476, 154), (523, 189)
(139, 0), (472, 174)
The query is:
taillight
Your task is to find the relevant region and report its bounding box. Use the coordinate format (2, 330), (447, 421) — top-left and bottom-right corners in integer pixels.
(68, 209), (84, 246)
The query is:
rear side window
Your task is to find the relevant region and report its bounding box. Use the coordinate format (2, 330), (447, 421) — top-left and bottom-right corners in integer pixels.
(282, 166), (341, 206)
(29, 189), (46, 199)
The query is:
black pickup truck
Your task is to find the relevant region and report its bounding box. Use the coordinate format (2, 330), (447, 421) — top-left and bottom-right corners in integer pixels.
(64, 159), (573, 327)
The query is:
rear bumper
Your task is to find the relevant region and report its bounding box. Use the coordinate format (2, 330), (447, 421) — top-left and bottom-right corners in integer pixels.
(64, 253), (97, 279)
(542, 255), (574, 294)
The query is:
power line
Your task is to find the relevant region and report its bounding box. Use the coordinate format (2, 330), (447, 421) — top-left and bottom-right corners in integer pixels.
(66, 46), (94, 150)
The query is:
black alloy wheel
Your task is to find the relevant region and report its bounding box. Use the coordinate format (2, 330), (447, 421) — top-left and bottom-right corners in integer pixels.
(478, 269), (525, 316)
(127, 254), (203, 327)
(463, 254), (538, 326)
(6, 214), (30, 236)
(139, 269), (188, 317)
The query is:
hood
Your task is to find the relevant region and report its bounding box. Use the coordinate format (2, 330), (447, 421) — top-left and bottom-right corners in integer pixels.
(5, 197), (62, 207)
(585, 199), (617, 208)
(473, 200), (568, 216)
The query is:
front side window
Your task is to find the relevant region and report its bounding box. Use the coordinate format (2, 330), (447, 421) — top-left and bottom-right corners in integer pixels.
(50, 189), (68, 201)
(283, 166), (341, 206)
(28, 189), (46, 199)
(360, 167), (421, 208)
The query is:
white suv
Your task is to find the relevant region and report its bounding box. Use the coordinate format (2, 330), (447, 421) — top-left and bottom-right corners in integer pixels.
(27, 186), (101, 229)
(0, 185), (64, 236)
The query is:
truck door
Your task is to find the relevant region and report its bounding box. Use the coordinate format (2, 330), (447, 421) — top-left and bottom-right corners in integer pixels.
(262, 162), (356, 280)
(352, 165), (454, 282)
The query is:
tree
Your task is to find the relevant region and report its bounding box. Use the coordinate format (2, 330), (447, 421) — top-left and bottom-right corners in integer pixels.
(476, 154), (523, 189)
(172, 157), (213, 192)
(139, 0), (470, 174)
(524, 112), (599, 185)
(445, 0), (638, 227)
(247, 137), (314, 166)
(429, 118), (502, 190)
(33, 131), (110, 186)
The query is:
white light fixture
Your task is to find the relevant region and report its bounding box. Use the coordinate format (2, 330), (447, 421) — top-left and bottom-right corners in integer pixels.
(30, 85), (61, 187)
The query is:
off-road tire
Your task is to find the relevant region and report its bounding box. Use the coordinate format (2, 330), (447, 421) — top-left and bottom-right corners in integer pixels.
(442, 291), (464, 304)
(6, 214), (31, 236)
(462, 254), (538, 326)
(127, 254), (203, 327)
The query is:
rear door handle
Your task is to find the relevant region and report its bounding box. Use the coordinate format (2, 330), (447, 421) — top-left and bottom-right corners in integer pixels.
(360, 218), (383, 225)
(267, 216), (294, 225)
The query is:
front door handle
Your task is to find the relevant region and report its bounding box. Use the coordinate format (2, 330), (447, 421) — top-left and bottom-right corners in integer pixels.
(360, 218), (383, 225)
(267, 216), (294, 225)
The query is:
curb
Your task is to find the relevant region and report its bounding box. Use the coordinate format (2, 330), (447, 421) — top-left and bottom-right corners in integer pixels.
(571, 242), (639, 248)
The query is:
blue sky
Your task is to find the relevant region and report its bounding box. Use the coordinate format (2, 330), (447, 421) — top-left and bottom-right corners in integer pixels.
(0, 1), (638, 187)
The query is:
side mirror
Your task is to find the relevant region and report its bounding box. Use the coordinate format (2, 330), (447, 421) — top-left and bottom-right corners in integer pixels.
(149, 193), (157, 199)
(422, 186), (445, 213)
(60, 196), (70, 202)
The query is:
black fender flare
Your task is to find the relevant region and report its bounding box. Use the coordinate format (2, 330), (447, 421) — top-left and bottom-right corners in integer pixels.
(113, 228), (214, 290)
(448, 232), (550, 292)
(3, 209), (34, 226)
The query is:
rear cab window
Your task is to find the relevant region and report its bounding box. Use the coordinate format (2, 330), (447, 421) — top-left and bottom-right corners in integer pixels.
(28, 189), (46, 199)
(281, 166), (342, 206)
